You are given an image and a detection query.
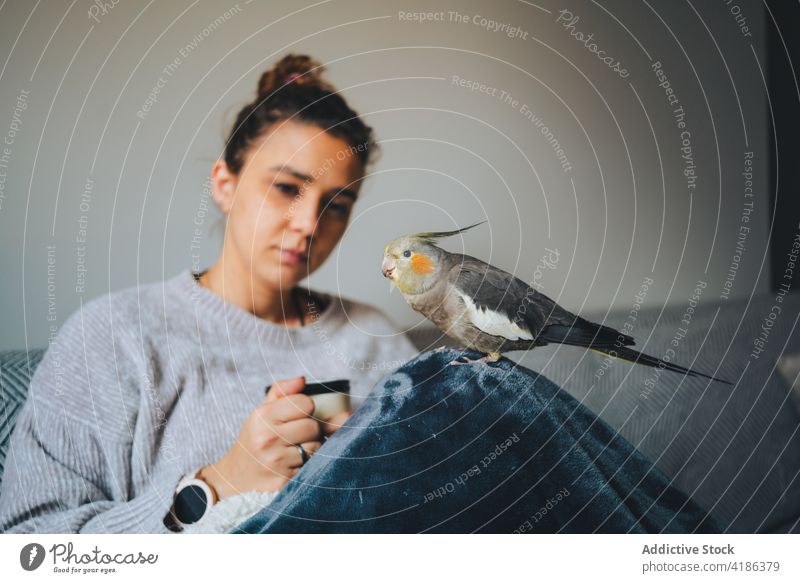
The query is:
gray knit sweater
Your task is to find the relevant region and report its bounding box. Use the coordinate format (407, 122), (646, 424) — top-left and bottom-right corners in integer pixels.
(0, 269), (418, 533)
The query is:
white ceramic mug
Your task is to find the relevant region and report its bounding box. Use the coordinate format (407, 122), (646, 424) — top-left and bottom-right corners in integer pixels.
(303, 379), (351, 422)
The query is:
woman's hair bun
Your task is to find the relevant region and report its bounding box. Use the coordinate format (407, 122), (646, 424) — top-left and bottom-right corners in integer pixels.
(225, 52), (375, 174)
(257, 53), (334, 98)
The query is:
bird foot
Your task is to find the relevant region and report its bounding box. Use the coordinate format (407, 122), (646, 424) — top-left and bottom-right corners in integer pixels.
(432, 345), (449, 353)
(448, 353), (501, 366)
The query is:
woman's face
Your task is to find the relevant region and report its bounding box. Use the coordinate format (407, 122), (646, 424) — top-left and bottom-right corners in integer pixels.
(212, 120), (364, 291)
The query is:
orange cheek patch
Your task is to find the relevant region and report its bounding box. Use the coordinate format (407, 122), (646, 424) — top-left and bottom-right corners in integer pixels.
(410, 253), (435, 274)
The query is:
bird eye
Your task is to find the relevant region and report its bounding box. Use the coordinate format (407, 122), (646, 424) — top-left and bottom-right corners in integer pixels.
(403, 250), (411, 258)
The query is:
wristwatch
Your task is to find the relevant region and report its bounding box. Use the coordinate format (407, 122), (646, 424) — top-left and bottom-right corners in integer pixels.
(170, 468), (218, 528)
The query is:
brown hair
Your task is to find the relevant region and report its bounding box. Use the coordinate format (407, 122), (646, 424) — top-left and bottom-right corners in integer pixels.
(224, 54), (376, 174)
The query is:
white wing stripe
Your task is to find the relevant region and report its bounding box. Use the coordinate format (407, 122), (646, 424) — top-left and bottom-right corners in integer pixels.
(457, 291), (534, 341)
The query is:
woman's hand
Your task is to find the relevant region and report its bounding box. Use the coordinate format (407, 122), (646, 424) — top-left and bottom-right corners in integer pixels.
(199, 376), (339, 500)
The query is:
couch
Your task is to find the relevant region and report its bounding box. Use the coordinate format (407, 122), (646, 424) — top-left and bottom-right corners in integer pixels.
(2, 291), (799, 532)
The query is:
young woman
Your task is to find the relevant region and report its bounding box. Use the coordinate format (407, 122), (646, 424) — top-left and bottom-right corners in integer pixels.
(0, 54), (418, 533)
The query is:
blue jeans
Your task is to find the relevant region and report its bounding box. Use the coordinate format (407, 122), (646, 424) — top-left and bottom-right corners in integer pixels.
(233, 349), (721, 533)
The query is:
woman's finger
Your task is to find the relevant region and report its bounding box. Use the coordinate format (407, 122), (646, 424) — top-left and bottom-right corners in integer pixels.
(289, 441), (323, 468)
(320, 411), (351, 436)
(272, 417), (321, 444)
(273, 417), (322, 445)
(264, 376), (306, 403)
(263, 393), (315, 423)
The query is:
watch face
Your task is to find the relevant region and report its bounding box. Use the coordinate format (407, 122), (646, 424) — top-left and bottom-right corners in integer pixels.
(174, 484), (210, 525)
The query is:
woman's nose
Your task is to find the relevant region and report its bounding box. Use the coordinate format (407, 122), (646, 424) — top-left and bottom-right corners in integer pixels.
(288, 193), (319, 236)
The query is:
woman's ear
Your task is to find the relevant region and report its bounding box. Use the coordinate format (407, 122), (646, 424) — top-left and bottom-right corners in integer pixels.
(211, 159), (237, 214)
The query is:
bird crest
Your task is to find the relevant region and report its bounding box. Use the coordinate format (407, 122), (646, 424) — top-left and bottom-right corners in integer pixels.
(409, 221), (486, 244)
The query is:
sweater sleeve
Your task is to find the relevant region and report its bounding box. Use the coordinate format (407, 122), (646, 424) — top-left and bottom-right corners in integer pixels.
(0, 404), (184, 533)
(376, 310), (419, 365)
(341, 302), (420, 408)
(0, 299), (184, 534)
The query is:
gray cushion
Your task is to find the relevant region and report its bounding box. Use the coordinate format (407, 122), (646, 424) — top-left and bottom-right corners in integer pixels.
(0, 349), (45, 489)
(512, 292), (800, 533)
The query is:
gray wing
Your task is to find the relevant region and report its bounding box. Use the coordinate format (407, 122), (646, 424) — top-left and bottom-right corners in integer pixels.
(447, 254), (633, 347)
(446, 254), (575, 341)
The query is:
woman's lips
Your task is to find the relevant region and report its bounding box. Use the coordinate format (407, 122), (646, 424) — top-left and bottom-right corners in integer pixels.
(279, 248), (308, 266)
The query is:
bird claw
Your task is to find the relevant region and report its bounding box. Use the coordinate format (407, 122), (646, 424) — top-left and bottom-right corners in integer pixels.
(448, 358), (474, 366)
(448, 353), (501, 366)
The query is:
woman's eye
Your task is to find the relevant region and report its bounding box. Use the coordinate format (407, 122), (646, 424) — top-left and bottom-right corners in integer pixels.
(322, 195), (352, 218)
(403, 250), (411, 258)
(326, 202), (350, 217)
(274, 183), (300, 196)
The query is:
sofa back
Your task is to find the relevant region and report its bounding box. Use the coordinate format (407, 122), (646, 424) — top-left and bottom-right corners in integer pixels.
(0, 350), (45, 488)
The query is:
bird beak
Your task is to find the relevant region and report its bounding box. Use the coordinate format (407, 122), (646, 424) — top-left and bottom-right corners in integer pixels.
(382, 255), (396, 279)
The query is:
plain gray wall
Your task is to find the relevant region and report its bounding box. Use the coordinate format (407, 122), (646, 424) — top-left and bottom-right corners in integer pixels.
(0, 0), (768, 350)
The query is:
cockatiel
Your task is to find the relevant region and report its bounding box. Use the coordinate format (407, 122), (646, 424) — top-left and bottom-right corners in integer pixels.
(382, 222), (732, 385)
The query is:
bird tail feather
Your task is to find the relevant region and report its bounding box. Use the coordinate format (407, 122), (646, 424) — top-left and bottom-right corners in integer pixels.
(589, 346), (733, 385)
(539, 319), (634, 348)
